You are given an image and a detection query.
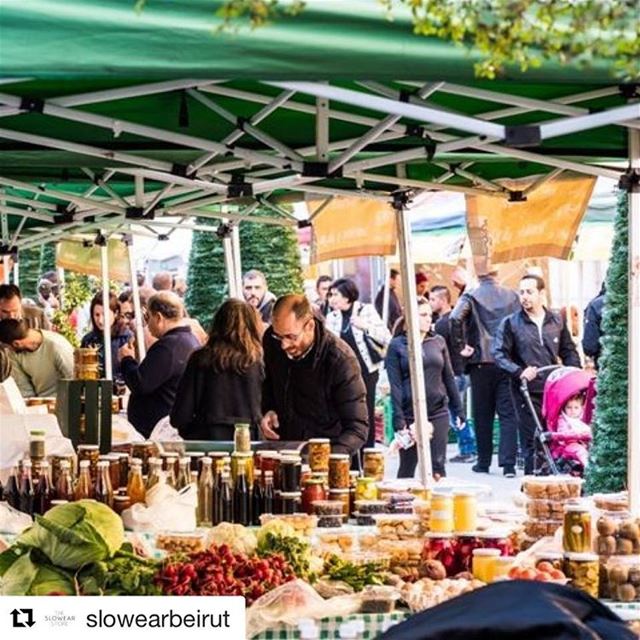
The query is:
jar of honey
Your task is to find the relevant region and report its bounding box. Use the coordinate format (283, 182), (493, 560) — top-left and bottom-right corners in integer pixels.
(429, 492), (454, 533)
(453, 491), (477, 533)
(472, 548), (501, 583)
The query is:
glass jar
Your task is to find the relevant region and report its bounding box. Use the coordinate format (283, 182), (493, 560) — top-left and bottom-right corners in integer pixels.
(77, 444), (100, 482)
(534, 551), (564, 572)
(362, 448), (385, 481)
(421, 533), (458, 577)
(456, 533), (481, 573)
(308, 438), (331, 472)
(429, 492), (454, 533)
(231, 452), (254, 487)
(29, 429), (46, 462)
(476, 531), (513, 556)
(280, 491), (302, 515)
(563, 503), (592, 553)
(50, 455), (74, 489)
(302, 478), (327, 515)
(328, 488), (350, 519)
(132, 442), (156, 476)
(187, 451), (205, 473)
(117, 453), (129, 489)
(113, 495), (131, 516)
(453, 491), (477, 533)
(491, 556), (515, 582)
(564, 552), (599, 597)
(472, 548), (501, 583)
(257, 452), (278, 475)
(328, 454), (350, 489)
(356, 477), (378, 502)
(603, 556), (640, 602)
(105, 454), (122, 491)
(234, 423), (252, 453)
(279, 455), (301, 492)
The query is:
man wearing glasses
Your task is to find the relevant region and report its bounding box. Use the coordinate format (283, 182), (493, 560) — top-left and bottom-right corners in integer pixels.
(261, 294), (368, 457)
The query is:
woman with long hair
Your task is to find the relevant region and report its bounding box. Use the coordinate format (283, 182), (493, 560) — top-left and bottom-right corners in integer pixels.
(325, 278), (391, 452)
(385, 297), (465, 480)
(170, 299), (264, 440)
(81, 291), (132, 378)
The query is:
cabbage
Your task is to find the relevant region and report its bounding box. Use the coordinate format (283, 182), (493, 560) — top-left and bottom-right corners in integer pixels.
(0, 549), (75, 595)
(17, 500), (124, 570)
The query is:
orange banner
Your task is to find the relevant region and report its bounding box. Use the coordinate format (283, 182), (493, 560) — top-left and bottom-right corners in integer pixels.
(465, 174), (596, 265)
(56, 237), (131, 282)
(309, 197), (396, 263)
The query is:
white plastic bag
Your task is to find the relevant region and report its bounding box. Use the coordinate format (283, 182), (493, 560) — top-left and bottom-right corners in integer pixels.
(0, 502), (33, 534)
(149, 416), (183, 442)
(121, 482), (197, 532)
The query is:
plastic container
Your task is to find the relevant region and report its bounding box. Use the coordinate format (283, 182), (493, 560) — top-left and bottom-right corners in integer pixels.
(429, 492), (454, 533)
(453, 491), (477, 533)
(595, 513), (640, 556)
(313, 500), (344, 516)
(472, 548), (501, 582)
(603, 555), (640, 602)
(525, 498), (567, 520)
(259, 513), (317, 536)
(564, 552), (599, 597)
(524, 519), (563, 538)
(317, 515), (343, 528)
(328, 488), (350, 518)
(360, 586), (398, 613)
(374, 513), (419, 540)
(521, 475), (583, 500)
(354, 500), (388, 515)
(155, 532), (206, 554)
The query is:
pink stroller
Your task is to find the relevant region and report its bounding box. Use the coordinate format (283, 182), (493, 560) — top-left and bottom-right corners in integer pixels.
(541, 366), (596, 476)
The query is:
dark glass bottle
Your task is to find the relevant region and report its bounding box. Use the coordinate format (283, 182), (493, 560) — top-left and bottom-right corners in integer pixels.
(233, 458), (250, 525)
(95, 460), (114, 508)
(55, 460), (75, 502)
(252, 469), (264, 526)
(263, 470), (274, 515)
(5, 465), (20, 509)
(33, 461), (52, 515)
(220, 472), (232, 523)
(19, 460), (35, 515)
(212, 459), (225, 525)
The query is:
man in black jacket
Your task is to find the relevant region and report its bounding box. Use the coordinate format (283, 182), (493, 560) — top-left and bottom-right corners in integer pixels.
(119, 291), (200, 438)
(450, 271), (521, 476)
(374, 268), (403, 332)
(493, 274), (581, 474)
(582, 283), (605, 369)
(261, 294), (368, 457)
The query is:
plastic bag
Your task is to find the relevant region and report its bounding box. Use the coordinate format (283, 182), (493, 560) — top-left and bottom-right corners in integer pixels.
(149, 416), (183, 442)
(121, 483), (197, 532)
(0, 502), (33, 534)
(246, 579), (362, 638)
(112, 414), (145, 444)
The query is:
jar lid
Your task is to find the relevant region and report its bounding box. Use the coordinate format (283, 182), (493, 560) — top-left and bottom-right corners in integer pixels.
(456, 531), (479, 537)
(231, 451), (254, 458)
(50, 499), (69, 505)
(258, 451), (278, 458)
(308, 438), (331, 444)
(362, 448), (382, 454)
(424, 532), (454, 539)
(472, 548), (501, 556)
(113, 495), (130, 502)
(29, 430), (46, 436)
(564, 552), (599, 561)
(281, 455), (302, 463)
(475, 530), (510, 539)
(97, 460), (109, 467)
(280, 449), (301, 456)
(453, 490), (477, 497)
(79, 460), (90, 467)
(279, 491), (302, 498)
(329, 453), (350, 460)
(564, 502), (590, 512)
(349, 471), (360, 477)
(304, 477), (325, 485)
(78, 444), (99, 450)
(493, 556), (515, 565)
(235, 423), (250, 428)
(131, 457), (142, 465)
(187, 451), (205, 457)
(357, 477), (376, 484)
(329, 488), (350, 494)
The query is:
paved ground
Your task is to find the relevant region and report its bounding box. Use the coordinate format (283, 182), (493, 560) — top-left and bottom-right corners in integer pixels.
(384, 444), (523, 504)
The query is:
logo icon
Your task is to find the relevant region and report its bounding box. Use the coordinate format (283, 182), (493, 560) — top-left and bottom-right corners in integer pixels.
(11, 608), (35, 628)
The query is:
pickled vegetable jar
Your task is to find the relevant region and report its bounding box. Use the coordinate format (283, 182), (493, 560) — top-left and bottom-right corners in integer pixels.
(362, 448), (385, 481)
(308, 438), (331, 472)
(564, 552), (599, 597)
(302, 478), (327, 515)
(563, 503), (592, 553)
(453, 491), (477, 533)
(429, 492), (454, 533)
(328, 454), (350, 489)
(356, 477), (378, 502)
(421, 533), (458, 577)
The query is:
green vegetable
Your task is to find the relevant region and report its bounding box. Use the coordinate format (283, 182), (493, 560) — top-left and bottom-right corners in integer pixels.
(323, 554), (385, 592)
(17, 500), (124, 570)
(78, 550), (161, 595)
(256, 532), (318, 582)
(0, 548), (75, 595)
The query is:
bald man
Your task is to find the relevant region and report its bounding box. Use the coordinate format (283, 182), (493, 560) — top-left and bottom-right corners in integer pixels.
(261, 294), (368, 457)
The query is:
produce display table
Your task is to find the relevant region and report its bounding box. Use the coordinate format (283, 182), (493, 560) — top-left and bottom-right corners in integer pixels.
(253, 612), (410, 639)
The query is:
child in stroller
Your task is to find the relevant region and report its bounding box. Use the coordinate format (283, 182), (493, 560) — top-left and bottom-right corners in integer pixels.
(541, 367), (595, 476)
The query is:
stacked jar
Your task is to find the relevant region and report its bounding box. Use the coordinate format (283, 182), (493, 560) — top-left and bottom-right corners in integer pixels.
(328, 453), (351, 520)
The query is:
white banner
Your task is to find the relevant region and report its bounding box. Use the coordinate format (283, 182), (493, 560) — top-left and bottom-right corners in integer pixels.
(0, 596), (245, 640)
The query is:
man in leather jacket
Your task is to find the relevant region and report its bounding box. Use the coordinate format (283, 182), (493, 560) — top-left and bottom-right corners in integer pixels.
(493, 274), (580, 474)
(450, 270), (521, 476)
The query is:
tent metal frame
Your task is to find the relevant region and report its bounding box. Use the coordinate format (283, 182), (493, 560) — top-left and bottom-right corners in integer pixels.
(0, 78), (636, 502)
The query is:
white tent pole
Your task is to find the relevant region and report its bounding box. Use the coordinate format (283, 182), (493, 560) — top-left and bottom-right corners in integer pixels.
(540, 103), (640, 139)
(231, 222), (243, 297)
(12, 258), (19, 288)
(99, 232), (113, 381)
(393, 192), (433, 488)
(125, 234), (146, 362)
(1, 256), (9, 284)
(349, 172), (494, 197)
(628, 128), (640, 517)
(221, 216), (238, 299)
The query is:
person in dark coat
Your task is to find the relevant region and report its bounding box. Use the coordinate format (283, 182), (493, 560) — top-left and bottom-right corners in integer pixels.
(385, 297), (465, 479)
(171, 299), (263, 440)
(374, 268), (403, 332)
(243, 269), (276, 325)
(119, 291), (199, 438)
(450, 270), (521, 477)
(80, 291), (132, 378)
(260, 294), (368, 457)
(582, 282), (606, 368)
(493, 274), (581, 475)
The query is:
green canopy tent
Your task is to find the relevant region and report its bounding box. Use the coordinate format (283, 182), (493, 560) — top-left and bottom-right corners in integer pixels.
(0, 0), (638, 504)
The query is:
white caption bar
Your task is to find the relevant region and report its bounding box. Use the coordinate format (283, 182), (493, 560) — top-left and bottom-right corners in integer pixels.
(0, 596), (245, 639)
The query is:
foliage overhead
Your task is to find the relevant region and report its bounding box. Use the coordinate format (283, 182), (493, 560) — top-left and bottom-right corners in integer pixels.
(135, 0), (639, 80)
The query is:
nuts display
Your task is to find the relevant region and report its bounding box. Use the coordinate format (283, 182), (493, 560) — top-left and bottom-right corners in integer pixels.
(593, 492), (629, 512)
(524, 520), (563, 538)
(316, 531), (356, 553)
(594, 515), (640, 557)
(317, 516), (343, 528)
(259, 513), (317, 537)
(312, 500), (344, 516)
(355, 500), (388, 515)
(526, 499), (565, 519)
(564, 552), (599, 598)
(155, 533), (205, 554)
(374, 514), (420, 540)
(522, 476), (583, 500)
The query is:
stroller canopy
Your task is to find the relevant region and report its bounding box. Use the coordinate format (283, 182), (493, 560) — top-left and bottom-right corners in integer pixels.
(542, 367), (596, 431)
